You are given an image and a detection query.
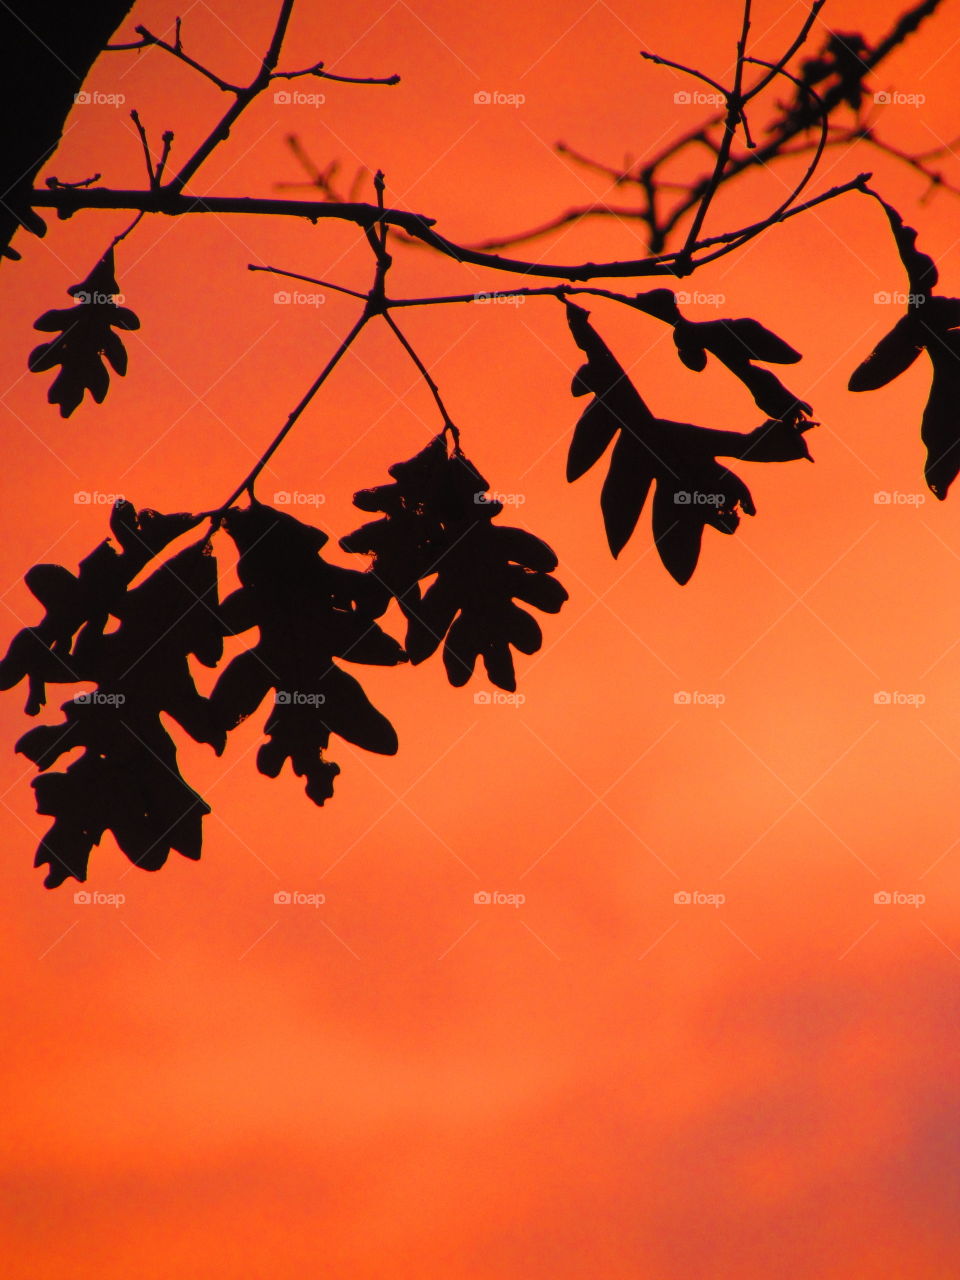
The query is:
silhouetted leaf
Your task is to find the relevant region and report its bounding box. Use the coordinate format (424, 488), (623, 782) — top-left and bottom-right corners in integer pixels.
(628, 289), (811, 419)
(921, 328), (960, 500)
(0, 500), (203, 714)
(849, 315), (925, 391)
(672, 314), (811, 420)
(344, 438), (567, 691)
(848, 199), (960, 498)
(21, 700), (210, 887)
(210, 502), (403, 807)
(28, 248), (140, 416)
(874, 196), (939, 299)
(7, 510), (222, 887)
(565, 301), (813, 577)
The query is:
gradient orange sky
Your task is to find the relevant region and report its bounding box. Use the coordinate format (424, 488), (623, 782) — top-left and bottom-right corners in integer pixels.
(3, 1), (960, 1276)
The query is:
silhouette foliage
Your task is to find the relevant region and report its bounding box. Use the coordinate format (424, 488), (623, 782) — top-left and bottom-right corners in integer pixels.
(343, 436), (568, 691)
(0, 0), (955, 886)
(28, 248), (139, 417)
(848, 195), (960, 498)
(565, 301), (813, 582)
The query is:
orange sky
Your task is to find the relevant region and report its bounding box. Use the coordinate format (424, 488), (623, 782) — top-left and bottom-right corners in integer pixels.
(2, 1), (960, 1276)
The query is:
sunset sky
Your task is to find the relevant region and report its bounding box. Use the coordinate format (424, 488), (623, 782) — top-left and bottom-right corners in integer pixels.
(2, 1), (960, 1276)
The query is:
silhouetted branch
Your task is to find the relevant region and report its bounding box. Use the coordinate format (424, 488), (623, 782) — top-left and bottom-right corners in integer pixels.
(467, 0), (945, 256)
(32, 171), (869, 281)
(107, 20), (240, 93)
(270, 62), (400, 86)
(248, 263), (368, 301)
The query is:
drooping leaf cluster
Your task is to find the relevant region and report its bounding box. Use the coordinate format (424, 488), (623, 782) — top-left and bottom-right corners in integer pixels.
(341, 435), (568, 690)
(0, 501), (217, 886)
(563, 300), (813, 582)
(2, 441), (569, 886)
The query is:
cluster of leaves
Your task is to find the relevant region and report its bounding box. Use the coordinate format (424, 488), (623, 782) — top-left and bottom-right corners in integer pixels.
(1, 447), (568, 885)
(341, 435), (568, 691)
(848, 196), (960, 499)
(564, 300), (813, 582)
(28, 248), (139, 417)
(0, 502), (216, 886)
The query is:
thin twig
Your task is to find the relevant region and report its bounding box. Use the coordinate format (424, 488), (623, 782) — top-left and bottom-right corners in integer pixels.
(216, 311), (369, 511)
(381, 310), (458, 443)
(129, 110), (156, 190)
(248, 263), (368, 300)
(107, 23), (240, 93)
(678, 0), (753, 263)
